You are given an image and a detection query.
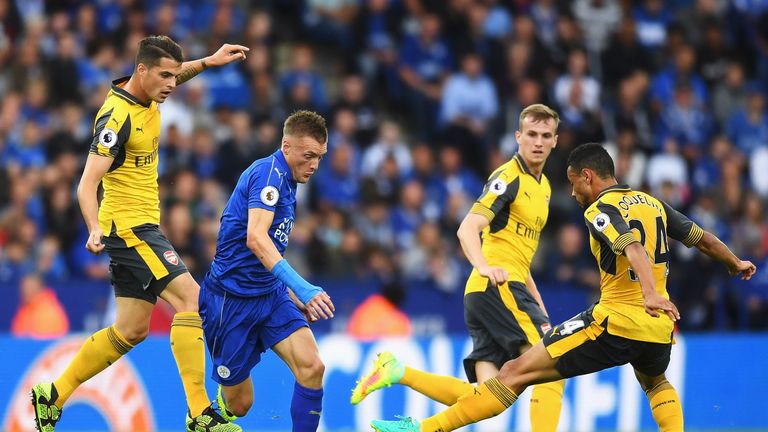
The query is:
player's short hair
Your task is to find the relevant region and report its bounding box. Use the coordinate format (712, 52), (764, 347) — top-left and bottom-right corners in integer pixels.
(567, 143), (615, 179)
(136, 35), (183, 68)
(283, 110), (328, 144)
(519, 103), (560, 130)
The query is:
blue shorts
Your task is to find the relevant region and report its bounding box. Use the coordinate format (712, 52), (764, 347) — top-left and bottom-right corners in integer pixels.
(199, 278), (307, 386)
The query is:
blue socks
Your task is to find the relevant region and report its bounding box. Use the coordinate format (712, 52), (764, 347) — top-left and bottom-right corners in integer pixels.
(291, 382), (323, 432)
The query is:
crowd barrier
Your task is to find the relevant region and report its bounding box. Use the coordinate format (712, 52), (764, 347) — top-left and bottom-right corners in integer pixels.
(1, 334), (766, 431)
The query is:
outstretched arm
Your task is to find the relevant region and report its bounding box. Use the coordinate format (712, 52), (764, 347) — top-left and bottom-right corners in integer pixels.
(695, 231), (757, 280)
(176, 43), (249, 85)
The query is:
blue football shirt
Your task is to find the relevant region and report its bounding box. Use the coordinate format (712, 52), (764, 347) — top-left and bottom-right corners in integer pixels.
(207, 149), (296, 296)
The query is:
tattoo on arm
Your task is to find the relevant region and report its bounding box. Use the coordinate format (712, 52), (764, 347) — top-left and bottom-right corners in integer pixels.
(175, 59), (206, 85)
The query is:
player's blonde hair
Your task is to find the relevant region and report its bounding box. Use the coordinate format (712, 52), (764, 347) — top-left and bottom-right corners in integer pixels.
(283, 110), (328, 144)
(519, 103), (560, 131)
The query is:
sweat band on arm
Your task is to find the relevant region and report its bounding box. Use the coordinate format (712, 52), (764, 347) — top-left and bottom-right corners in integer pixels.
(272, 259), (323, 305)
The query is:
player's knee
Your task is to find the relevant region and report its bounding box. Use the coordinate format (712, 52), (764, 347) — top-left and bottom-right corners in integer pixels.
(167, 290), (199, 313)
(497, 358), (525, 388)
(296, 357), (325, 384)
(227, 396), (253, 417)
(120, 326), (149, 345)
(636, 372), (668, 393)
(175, 298), (199, 313)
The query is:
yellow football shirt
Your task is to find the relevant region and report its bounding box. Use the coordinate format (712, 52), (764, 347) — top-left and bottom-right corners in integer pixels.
(465, 154), (551, 293)
(89, 77), (161, 235)
(583, 184), (704, 343)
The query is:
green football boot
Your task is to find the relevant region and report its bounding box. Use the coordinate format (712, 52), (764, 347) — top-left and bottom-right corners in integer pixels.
(371, 416), (421, 432)
(186, 404), (242, 432)
(30, 383), (62, 432)
(351, 351), (405, 405)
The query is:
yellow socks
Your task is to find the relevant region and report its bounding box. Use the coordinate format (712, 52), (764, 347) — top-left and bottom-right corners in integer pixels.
(400, 366), (475, 406)
(645, 380), (684, 432)
(170, 312), (209, 417)
(421, 377), (517, 432)
(530, 379), (565, 432)
(54, 326), (134, 407)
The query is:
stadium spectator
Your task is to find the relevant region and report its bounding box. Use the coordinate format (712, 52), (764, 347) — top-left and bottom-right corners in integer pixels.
(603, 126), (647, 189)
(572, 0), (621, 53)
(312, 141), (360, 212)
(11, 273), (69, 338)
(539, 223), (599, 296)
(553, 48), (602, 142)
(601, 17), (653, 91)
(332, 74), (378, 147)
(347, 281), (412, 340)
(725, 81), (768, 156)
(361, 120), (411, 178)
(712, 61), (748, 124)
(279, 43), (328, 114)
(397, 13), (452, 140)
(439, 51), (498, 174)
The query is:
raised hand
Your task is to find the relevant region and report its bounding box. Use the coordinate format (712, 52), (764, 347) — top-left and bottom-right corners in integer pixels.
(206, 44), (249, 67)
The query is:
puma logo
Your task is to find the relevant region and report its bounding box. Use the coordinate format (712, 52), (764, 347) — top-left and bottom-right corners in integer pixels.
(110, 117), (119, 126)
(135, 125), (144, 133)
(308, 410), (321, 416)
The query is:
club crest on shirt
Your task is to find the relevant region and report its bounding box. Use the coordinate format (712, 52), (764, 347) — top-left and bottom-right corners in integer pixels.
(593, 213), (610, 232)
(163, 250), (179, 266)
(261, 186), (279, 206)
(99, 128), (118, 148)
(489, 178), (507, 195)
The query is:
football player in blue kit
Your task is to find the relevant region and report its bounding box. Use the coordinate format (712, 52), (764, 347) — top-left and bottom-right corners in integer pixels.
(199, 110), (335, 432)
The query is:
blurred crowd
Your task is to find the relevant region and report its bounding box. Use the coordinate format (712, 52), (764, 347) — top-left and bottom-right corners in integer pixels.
(1, 0), (767, 332)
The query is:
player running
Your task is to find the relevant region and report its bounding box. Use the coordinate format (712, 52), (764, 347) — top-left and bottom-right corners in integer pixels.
(31, 35), (248, 432)
(369, 143), (756, 432)
(199, 111), (335, 432)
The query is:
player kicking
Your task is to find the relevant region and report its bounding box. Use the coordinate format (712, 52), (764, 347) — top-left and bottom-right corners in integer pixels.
(198, 111), (335, 432)
(370, 143), (756, 432)
(31, 36), (248, 432)
(353, 104), (565, 431)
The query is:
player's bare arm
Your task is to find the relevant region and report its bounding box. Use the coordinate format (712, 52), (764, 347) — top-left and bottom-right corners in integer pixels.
(76, 154), (114, 255)
(694, 231), (757, 280)
(624, 241), (680, 321)
(247, 208), (334, 320)
(525, 273), (547, 316)
(457, 212), (509, 285)
(176, 43), (249, 85)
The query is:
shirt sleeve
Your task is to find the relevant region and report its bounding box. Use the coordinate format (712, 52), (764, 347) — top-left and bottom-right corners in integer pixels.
(247, 159), (283, 211)
(470, 171), (520, 222)
(660, 200), (704, 247)
(585, 202), (636, 255)
(89, 106), (131, 158)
